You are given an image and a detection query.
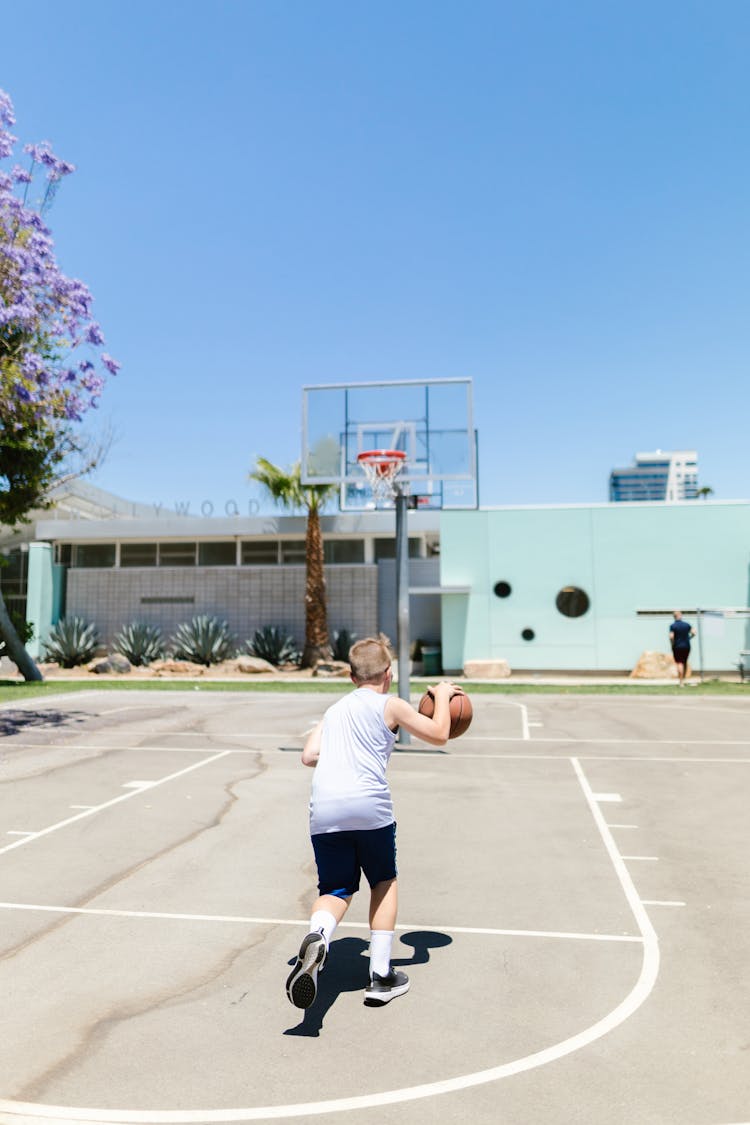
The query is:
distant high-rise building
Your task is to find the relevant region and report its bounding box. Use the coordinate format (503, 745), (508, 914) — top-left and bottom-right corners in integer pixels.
(609, 450), (699, 502)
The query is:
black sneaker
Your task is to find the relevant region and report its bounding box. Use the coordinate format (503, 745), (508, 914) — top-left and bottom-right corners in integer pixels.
(286, 932), (327, 1009)
(364, 968), (410, 1005)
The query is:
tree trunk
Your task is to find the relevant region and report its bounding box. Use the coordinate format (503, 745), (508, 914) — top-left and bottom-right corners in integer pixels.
(302, 505), (332, 667)
(0, 587), (43, 681)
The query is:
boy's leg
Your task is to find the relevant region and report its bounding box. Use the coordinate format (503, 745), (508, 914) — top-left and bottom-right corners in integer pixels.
(365, 880), (409, 1002)
(287, 833), (358, 1009)
(310, 892), (351, 948)
(368, 876), (398, 978)
(369, 876), (398, 930)
(360, 827), (409, 1005)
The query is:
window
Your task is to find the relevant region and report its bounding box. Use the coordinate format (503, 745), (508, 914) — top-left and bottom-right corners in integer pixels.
(73, 544), (116, 568)
(241, 541), (280, 565)
(374, 538), (421, 560)
(158, 542), (196, 567)
(556, 586), (590, 618)
(198, 542), (236, 566)
(121, 543), (157, 567)
(281, 541), (306, 564)
(324, 540), (365, 563)
(55, 544), (72, 566)
(493, 581), (512, 598)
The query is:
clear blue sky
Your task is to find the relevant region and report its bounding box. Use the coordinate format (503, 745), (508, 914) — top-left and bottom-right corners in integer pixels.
(3, 0), (749, 512)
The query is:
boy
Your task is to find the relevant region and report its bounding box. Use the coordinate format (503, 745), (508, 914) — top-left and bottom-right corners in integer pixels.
(286, 636), (457, 1008)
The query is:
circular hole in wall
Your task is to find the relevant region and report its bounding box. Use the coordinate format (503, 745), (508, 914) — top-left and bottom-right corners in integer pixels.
(556, 586), (590, 618)
(493, 581), (512, 598)
(521, 628), (535, 641)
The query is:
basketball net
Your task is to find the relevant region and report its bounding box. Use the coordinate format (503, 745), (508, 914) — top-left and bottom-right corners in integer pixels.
(356, 449), (407, 507)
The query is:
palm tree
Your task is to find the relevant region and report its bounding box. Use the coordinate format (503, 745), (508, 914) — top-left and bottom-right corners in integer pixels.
(696, 486), (714, 500)
(250, 458), (336, 667)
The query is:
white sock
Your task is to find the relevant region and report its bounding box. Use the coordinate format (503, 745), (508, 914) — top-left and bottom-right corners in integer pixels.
(369, 929), (394, 978)
(309, 909), (338, 949)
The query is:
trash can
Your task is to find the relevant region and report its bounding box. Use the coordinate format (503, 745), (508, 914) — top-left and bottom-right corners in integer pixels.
(421, 645), (442, 676)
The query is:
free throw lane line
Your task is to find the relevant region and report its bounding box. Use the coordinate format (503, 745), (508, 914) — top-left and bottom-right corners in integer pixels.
(0, 752), (232, 858)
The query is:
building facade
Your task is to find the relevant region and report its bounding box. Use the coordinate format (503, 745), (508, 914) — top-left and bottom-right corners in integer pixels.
(609, 450), (699, 502)
(2, 483), (748, 675)
(0, 482), (442, 661)
(440, 500), (750, 672)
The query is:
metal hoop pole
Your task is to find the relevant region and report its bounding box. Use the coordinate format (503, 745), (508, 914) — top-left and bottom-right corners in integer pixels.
(395, 484), (411, 744)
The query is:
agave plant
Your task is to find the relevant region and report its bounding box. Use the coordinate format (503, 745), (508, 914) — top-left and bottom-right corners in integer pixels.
(244, 625), (301, 667)
(42, 616), (99, 667)
(112, 621), (166, 667)
(169, 615), (236, 666)
(331, 628), (357, 663)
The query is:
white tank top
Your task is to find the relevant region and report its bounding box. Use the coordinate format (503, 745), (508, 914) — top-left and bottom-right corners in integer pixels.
(309, 687), (397, 834)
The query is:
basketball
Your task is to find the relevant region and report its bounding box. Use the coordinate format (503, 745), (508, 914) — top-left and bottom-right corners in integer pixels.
(418, 688), (473, 738)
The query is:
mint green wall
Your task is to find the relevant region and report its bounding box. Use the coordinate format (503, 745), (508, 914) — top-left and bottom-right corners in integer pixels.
(25, 542), (55, 659)
(441, 504), (750, 671)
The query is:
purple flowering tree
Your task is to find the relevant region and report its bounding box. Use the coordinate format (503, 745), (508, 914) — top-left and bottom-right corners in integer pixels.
(0, 88), (119, 680)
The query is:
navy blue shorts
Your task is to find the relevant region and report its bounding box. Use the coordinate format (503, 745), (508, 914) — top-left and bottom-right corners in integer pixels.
(673, 647), (690, 664)
(311, 822), (397, 898)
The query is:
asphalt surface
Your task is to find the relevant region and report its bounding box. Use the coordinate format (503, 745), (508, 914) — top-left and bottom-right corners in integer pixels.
(0, 689), (747, 1125)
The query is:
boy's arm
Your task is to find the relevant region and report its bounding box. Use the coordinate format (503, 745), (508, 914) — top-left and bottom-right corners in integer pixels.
(302, 720), (324, 767)
(385, 682), (457, 746)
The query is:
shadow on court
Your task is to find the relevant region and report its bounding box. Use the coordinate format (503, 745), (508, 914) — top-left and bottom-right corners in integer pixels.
(0, 707), (89, 737)
(284, 930), (453, 1038)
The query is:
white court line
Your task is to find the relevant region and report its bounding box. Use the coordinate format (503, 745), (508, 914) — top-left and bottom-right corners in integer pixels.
(622, 855), (659, 862)
(0, 902), (642, 944)
(488, 700), (530, 740)
(0, 757), (658, 1123)
(642, 900), (685, 907)
(0, 742), (284, 754)
(5, 742), (750, 758)
(0, 752), (231, 858)
(460, 736), (750, 745)
(416, 754), (750, 764)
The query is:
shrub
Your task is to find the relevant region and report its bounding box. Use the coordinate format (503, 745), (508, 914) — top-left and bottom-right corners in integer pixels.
(112, 622), (166, 666)
(43, 616), (99, 667)
(169, 615), (237, 666)
(332, 628), (357, 662)
(244, 626), (301, 666)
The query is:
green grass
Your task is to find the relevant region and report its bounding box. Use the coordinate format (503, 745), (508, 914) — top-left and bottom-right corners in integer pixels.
(0, 676), (747, 705)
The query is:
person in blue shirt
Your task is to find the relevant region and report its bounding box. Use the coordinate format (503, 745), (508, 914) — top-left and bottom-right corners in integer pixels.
(669, 611), (695, 685)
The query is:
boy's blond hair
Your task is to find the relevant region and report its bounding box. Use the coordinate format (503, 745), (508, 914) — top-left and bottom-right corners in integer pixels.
(349, 637), (391, 685)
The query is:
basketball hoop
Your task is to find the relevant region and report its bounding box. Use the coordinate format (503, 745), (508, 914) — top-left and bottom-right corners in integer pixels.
(356, 449), (407, 506)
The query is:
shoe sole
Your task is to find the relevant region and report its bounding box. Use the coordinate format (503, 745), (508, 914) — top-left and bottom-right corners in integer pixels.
(364, 979), (410, 1006)
(286, 934), (326, 1009)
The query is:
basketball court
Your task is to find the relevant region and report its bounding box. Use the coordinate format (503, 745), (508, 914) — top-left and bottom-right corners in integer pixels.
(0, 687), (747, 1124)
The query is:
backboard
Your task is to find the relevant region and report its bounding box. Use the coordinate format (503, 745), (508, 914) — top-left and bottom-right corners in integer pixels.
(301, 378), (477, 510)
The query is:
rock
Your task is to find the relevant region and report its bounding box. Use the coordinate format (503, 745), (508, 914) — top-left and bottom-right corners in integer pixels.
(235, 655), (276, 674)
(108, 653), (131, 674)
(630, 651), (683, 679)
(312, 660), (351, 678)
(463, 659), (511, 679)
(150, 660), (206, 676)
(89, 659), (114, 674)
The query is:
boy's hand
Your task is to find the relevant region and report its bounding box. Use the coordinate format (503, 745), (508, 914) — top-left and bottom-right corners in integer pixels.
(302, 720), (323, 766)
